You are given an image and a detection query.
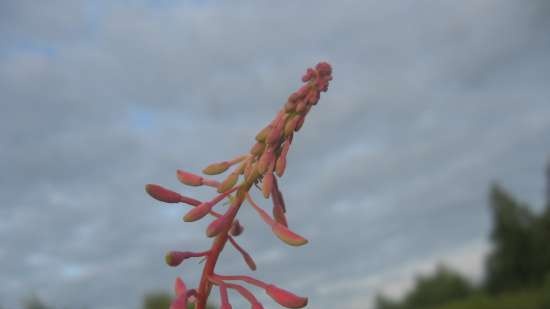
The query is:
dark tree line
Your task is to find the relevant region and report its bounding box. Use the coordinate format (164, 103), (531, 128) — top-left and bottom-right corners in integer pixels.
(376, 165), (550, 309)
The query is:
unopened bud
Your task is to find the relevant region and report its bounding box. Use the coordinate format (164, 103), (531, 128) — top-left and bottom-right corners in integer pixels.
(250, 142), (265, 157)
(206, 214), (232, 238)
(203, 161), (230, 175)
(174, 277), (187, 296)
(283, 115), (300, 137)
(255, 125), (272, 142)
(176, 170), (203, 186)
(266, 120), (284, 145)
(145, 184), (182, 203)
(230, 220), (244, 236)
(272, 223), (308, 247)
(218, 172), (239, 193)
(257, 148), (274, 175)
(275, 155), (287, 177)
(165, 251), (194, 267)
(183, 202), (212, 222)
(295, 100), (307, 113)
(262, 172), (273, 199)
(265, 285), (308, 309)
(294, 115), (305, 132)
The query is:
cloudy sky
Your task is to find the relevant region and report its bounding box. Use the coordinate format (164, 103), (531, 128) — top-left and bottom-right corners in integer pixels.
(1, 1), (550, 309)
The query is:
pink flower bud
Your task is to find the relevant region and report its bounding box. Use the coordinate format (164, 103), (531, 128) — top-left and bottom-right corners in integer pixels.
(255, 125), (272, 142)
(275, 155), (286, 177)
(218, 172), (239, 193)
(265, 285), (308, 309)
(165, 252), (191, 267)
(283, 115), (299, 137)
(176, 170), (203, 186)
(183, 202), (212, 222)
(250, 142), (265, 157)
(294, 115), (305, 132)
(301, 68), (315, 82)
(266, 119), (284, 145)
(230, 220), (244, 236)
(203, 161), (230, 175)
(174, 277), (187, 296)
(262, 172), (273, 199)
(272, 223), (308, 246)
(295, 100), (307, 113)
(257, 148), (274, 175)
(145, 184), (182, 203)
(206, 210), (234, 237)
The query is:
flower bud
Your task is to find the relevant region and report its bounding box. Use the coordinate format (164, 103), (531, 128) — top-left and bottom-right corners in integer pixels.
(255, 125), (272, 142)
(203, 161), (230, 175)
(183, 202), (212, 222)
(272, 223), (308, 246)
(230, 220), (244, 236)
(257, 148), (274, 175)
(250, 142), (265, 157)
(265, 285), (308, 309)
(165, 251), (193, 267)
(218, 172), (239, 193)
(176, 170), (203, 186)
(174, 277), (187, 296)
(294, 115), (305, 132)
(262, 172), (273, 199)
(145, 184), (182, 203)
(283, 115), (299, 137)
(206, 213), (232, 237)
(266, 120), (284, 145)
(275, 155), (286, 177)
(295, 100), (307, 113)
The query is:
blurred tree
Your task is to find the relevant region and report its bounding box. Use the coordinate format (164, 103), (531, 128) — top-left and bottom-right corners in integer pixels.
(23, 296), (53, 309)
(374, 294), (401, 309)
(401, 265), (473, 309)
(375, 265), (473, 309)
(485, 184), (550, 293)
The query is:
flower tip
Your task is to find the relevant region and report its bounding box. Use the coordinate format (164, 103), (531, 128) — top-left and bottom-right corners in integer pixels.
(176, 170), (203, 186)
(174, 277), (187, 296)
(272, 223), (308, 246)
(183, 202), (211, 222)
(145, 184), (182, 203)
(265, 285), (308, 309)
(203, 161), (230, 175)
(165, 251), (191, 267)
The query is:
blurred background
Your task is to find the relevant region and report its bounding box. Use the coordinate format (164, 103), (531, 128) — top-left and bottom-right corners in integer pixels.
(1, 1), (550, 309)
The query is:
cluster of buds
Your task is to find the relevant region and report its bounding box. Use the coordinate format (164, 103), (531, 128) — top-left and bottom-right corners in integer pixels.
(145, 62), (333, 309)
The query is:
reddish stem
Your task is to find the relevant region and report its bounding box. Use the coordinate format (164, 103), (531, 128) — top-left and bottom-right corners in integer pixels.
(211, 274), (269, 289)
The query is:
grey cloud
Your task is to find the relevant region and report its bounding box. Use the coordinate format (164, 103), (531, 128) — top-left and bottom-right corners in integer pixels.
(1, 1), (550, 309)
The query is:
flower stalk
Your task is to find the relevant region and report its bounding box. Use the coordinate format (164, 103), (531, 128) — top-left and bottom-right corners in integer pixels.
(145, 62), (333, 309)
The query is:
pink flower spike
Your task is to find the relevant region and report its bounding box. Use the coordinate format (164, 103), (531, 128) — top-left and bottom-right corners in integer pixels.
(145, 184), (182, 203)
(265, 284), (308, 309)
(176, 170), (204, 186)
